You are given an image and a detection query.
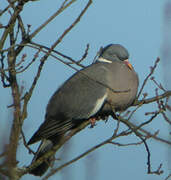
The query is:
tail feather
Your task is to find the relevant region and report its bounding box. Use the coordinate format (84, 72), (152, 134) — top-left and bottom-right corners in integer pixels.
(28, 117), (83, 176)
(29, 139), (54, 176)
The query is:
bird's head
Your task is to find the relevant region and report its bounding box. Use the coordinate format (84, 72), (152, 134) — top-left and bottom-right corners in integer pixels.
(97, 44), (133, 69)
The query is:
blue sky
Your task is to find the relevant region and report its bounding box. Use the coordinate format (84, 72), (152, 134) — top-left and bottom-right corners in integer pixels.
(0, 0), (170, 180)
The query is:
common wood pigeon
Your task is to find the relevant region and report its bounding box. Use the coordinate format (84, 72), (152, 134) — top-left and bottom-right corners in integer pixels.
(27, 44), (139, 176)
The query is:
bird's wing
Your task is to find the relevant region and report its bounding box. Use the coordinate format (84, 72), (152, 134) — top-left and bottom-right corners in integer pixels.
(28, 63), (109, 144)
(47, 64), (109, 120)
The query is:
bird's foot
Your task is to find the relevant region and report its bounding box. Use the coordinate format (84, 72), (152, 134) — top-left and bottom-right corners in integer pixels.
(89, 117), (97, 128)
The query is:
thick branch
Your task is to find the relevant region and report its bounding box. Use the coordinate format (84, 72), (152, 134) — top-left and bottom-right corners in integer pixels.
(6, 41), (21, 179)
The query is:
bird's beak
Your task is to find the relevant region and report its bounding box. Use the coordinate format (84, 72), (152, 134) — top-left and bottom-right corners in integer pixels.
(124, 59), (133, 70)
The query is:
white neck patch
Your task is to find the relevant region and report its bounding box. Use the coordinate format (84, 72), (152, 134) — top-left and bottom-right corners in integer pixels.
(98, 57), (112, 63)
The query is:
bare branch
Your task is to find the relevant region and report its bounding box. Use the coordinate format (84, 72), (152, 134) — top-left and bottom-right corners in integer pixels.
(29, 0), (77, 40)
(16, 49), (40, 74)
(137, 57), (160, 99)
(134, 91), (171, 106)
(15, 0), (78, 56)
(0, 0), (27, 50)
(112, 114), (163, 175)
(165, 174), (171, 180)
(109, 139), (147, 147)
(21, 129), (35, 155)
(1, 0), (170, 179)
(42, 126), (129, 180)
(30, 41), (85, 68)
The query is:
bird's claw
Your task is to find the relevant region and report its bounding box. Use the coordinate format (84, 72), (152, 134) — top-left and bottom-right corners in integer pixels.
(89, 117), (97, 128)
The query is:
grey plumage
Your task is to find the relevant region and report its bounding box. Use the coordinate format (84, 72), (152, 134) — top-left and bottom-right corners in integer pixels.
(27, 44), (139, 176)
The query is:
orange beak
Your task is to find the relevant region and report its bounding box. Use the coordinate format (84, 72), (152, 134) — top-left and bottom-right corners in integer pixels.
(124, 59), (133, 70)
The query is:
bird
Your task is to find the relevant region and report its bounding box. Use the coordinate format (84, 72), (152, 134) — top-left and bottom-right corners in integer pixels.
(27, 44), (139, 176)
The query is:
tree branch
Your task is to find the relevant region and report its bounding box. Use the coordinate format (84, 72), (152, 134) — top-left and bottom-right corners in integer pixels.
(137, 57), (160, 99)
(134, 91), (171, 106)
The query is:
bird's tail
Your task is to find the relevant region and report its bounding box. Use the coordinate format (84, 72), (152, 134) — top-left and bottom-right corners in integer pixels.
(29, 139), (54, 176)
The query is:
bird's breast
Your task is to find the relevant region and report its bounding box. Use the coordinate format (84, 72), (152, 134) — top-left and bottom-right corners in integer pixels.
(105, 62), (139, 110)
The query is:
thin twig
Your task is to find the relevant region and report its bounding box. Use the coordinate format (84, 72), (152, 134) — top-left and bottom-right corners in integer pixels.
(67, 43), (89, 64)
(29, 0), (77, 40)
(16, 49), (40, 73)
(134, 91), (171, 106)
(128, 95), (147, 120)
(137, 57), (160, 99)
(30, 41), (85, 68)
(165, 174), (171, 180)
(161, 112), (171, 124)
(151, 76), (166, 92)
(109, 140), (145, 146)
(0, 0), (18, 17)
(15, 0), (77, 56)
(42, 127), (130, 180)
(0, 0), (27, 50)
(112, 114), (163, 175)
(21, 129), (35, 155)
